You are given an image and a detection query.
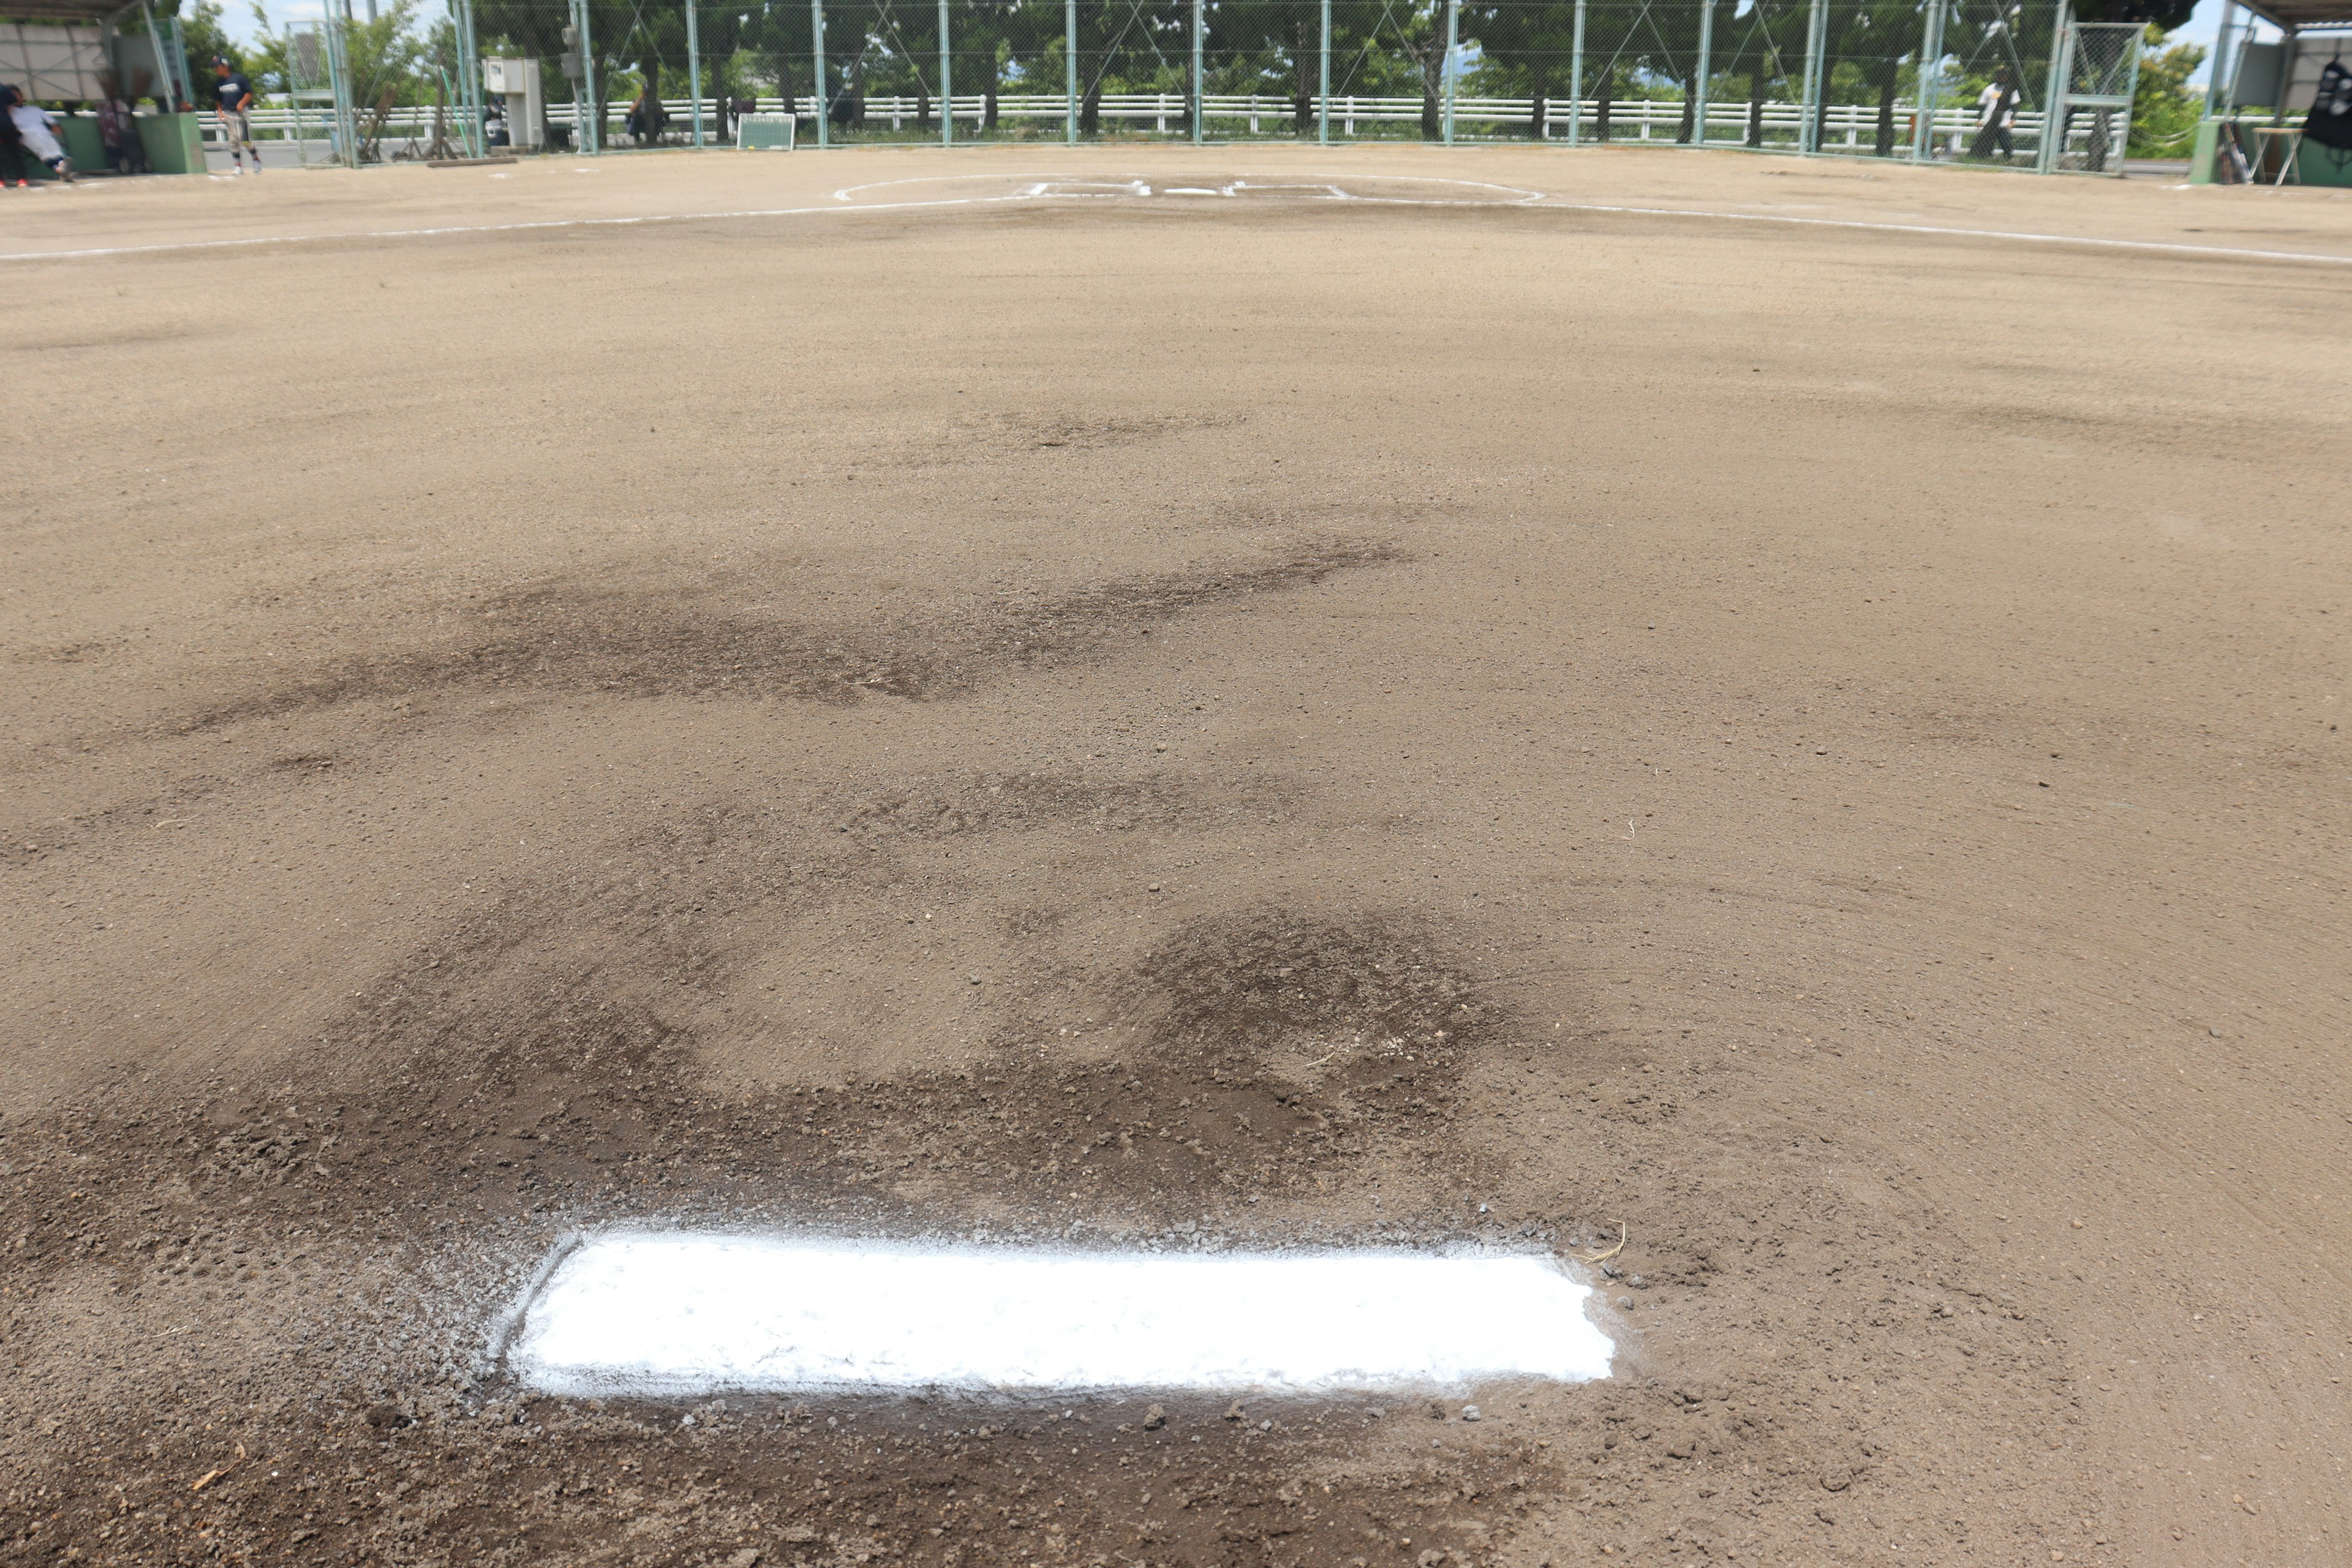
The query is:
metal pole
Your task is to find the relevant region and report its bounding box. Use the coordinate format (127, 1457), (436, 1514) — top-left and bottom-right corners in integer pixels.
(687, 0), (704, 146)
(2201, 0), (2236, 119)
(1569, 0), (1583, 145)
(575, 0), (600, 152)
(1442, 0), (1456, 144)
(1798, 0), (1825, 154)
(568, 0), (584, 152)
(812, 0), (827, 146)
(448, 0), (481, 156)
(1191, 0), (1202, 143)
(138, 0), (174, 108)
(2118, 24), (2143, 167)
(1065, 0), (1077, 141)
(1692, 0), (1711, 145)
(940, 0), (952, 143)
(2036, 0), (2071, 173)
(1912, 0), (1943, 160)
(325, 0), (356, 162)
(143, 6), (192, 109)
(1319, 0), (1330, 143)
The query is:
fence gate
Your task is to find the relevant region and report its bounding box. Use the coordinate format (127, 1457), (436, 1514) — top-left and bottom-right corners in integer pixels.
(285, 18), (355, 165)
(2041, 18), (2139, 174)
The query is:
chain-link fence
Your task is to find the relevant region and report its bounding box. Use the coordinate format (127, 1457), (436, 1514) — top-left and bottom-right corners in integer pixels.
(255, 0), (2130, 169)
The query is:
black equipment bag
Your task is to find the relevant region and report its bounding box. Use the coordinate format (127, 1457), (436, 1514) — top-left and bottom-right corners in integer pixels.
(2305, 59), (2352, 151)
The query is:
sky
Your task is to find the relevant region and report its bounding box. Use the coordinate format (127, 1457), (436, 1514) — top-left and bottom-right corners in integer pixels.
(220, 0), (2268, 86)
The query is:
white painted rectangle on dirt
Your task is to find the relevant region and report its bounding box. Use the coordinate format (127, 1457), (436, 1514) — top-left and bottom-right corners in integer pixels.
(507, 1235), (1612, 1396)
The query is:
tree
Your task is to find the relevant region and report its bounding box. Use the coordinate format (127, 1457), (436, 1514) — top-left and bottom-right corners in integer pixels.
(1720, 0), (1807, 147)
(159, 0), (242, 105)
(1463, 0), (1578, 138)
(2126, 24), (2201, 156)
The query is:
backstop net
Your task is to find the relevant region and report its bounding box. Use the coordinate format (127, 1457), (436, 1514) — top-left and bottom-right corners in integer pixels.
(431, 0), (2095, 168)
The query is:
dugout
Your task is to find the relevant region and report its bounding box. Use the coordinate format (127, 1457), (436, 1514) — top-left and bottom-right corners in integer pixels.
(1, 1), (207, 174)
(2191, 0), (2352, 183)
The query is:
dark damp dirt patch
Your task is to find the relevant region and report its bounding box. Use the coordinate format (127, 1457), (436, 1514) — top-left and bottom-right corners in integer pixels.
(1124, 912), (1496, 1062)
(5, 1378), (1598, 1568)
(175, 587), (963, 734)
(0, 907), (1615, 1568)
(813, 771), (1308, 854)
(349, 766), (1317, 1028)
(992, 409), (1250, 454)
(170, 537), (1401, 736)
(0, 903), (2045, 1567)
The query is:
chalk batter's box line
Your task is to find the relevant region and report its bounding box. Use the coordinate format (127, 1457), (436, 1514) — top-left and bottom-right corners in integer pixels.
(7, 189), (2350, 268)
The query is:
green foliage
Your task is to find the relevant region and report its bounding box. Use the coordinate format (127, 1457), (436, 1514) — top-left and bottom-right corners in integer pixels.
(159, 0), (244, 97)
(239, 0), (434, 107)
(2128, 24), (2203, 156)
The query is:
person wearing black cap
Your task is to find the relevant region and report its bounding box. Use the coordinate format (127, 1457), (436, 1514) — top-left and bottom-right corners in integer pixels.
(212, 57), (260, 174)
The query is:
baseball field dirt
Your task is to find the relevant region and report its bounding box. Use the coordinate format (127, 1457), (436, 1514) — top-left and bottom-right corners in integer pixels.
(2, 144), (2346, 1567)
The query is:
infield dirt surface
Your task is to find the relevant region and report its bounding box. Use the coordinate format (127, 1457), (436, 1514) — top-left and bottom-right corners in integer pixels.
(2, 145), (2348, 1567)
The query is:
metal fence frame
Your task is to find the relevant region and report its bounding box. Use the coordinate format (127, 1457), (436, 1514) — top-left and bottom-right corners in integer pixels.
(307, 0), (2135, 175)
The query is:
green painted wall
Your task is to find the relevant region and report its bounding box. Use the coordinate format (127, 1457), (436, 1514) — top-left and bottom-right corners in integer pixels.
(2191, 117), (2352, 187)
(18, 111), (205, 178)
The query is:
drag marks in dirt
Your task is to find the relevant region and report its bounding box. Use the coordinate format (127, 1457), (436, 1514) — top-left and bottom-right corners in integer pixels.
(164, 535), (1399, 736)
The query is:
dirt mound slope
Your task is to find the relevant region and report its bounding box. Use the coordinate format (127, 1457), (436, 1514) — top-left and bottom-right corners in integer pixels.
(4, 145), (2348, 1567)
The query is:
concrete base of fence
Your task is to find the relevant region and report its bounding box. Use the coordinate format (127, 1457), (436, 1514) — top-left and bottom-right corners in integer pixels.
(139, 114), (206, 175)
(12, 115), (197, 179)
(2192, 116), (2352, 187)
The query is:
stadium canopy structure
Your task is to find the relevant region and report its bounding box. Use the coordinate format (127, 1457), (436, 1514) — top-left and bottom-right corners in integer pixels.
(2230, 0), (2352, 27)
(7, 0), (143, 17)
(2198, 0), (2352, 182)
(2, 0), (199, 107)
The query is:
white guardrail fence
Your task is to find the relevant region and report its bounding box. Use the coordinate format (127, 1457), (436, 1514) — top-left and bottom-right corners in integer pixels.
(214, 94), (2085, 151)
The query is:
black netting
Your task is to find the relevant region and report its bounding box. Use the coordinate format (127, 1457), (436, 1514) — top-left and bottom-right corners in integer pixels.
(272, 0), (2081, 163)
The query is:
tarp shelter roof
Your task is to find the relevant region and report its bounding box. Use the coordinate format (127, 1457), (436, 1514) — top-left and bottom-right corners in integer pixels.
(2242, 0), (2352, 30)
(1, 2), (142, 24)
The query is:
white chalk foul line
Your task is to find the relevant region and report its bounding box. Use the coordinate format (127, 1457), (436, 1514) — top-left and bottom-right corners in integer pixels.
(505, 1233), (1614, 1396)
(0, 192), (1035, 262)
(5, 184), (2347, 268)
(1525, 197), (2352, 267)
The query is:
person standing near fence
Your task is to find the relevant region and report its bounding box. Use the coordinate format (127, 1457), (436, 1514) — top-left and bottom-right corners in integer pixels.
(1972, 67), (2018, 160)
(211, 57), (262, 174)
(96, 75), (149, 174)
(0, 84), (28, 187)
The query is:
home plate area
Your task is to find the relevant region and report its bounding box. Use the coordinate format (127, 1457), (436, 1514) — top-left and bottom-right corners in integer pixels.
(827, 172), (1547, 209)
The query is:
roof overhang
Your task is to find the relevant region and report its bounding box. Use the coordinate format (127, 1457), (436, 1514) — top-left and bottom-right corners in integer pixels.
(2240, 0), (2352, 31)
(1, 1), (145, 25)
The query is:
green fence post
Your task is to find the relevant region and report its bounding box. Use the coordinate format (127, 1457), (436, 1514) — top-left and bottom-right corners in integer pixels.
(812, 0), (827, 147)
(1799, 0), (1825, 154)
(1912, 0), (1943, 160)
(941, 0), (952, 144)
(1443, 0), (1456, 144)
(1569, 0), (1583, 145)
(1192, 0), (1204, 143)
(2037, 0), (2071, 173)
(686, 0), (705, 146)
(581, 0), (601, 151)
(1319, 0), (1330, 143)
(325, 0), (356, 161)
(1692, 0), (1712, 145)
(2201, 0), (2237, 118)
(450, 0), (484, 156)
(1066, 0), (1077, 143)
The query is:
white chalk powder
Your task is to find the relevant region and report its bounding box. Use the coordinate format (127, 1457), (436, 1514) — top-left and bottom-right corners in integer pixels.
(505, 1234), (1613, 1396)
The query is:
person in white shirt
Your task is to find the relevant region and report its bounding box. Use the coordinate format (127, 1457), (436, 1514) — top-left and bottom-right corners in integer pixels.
(1972, 68), (2018, 159)
(8, 97), (74, 182)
